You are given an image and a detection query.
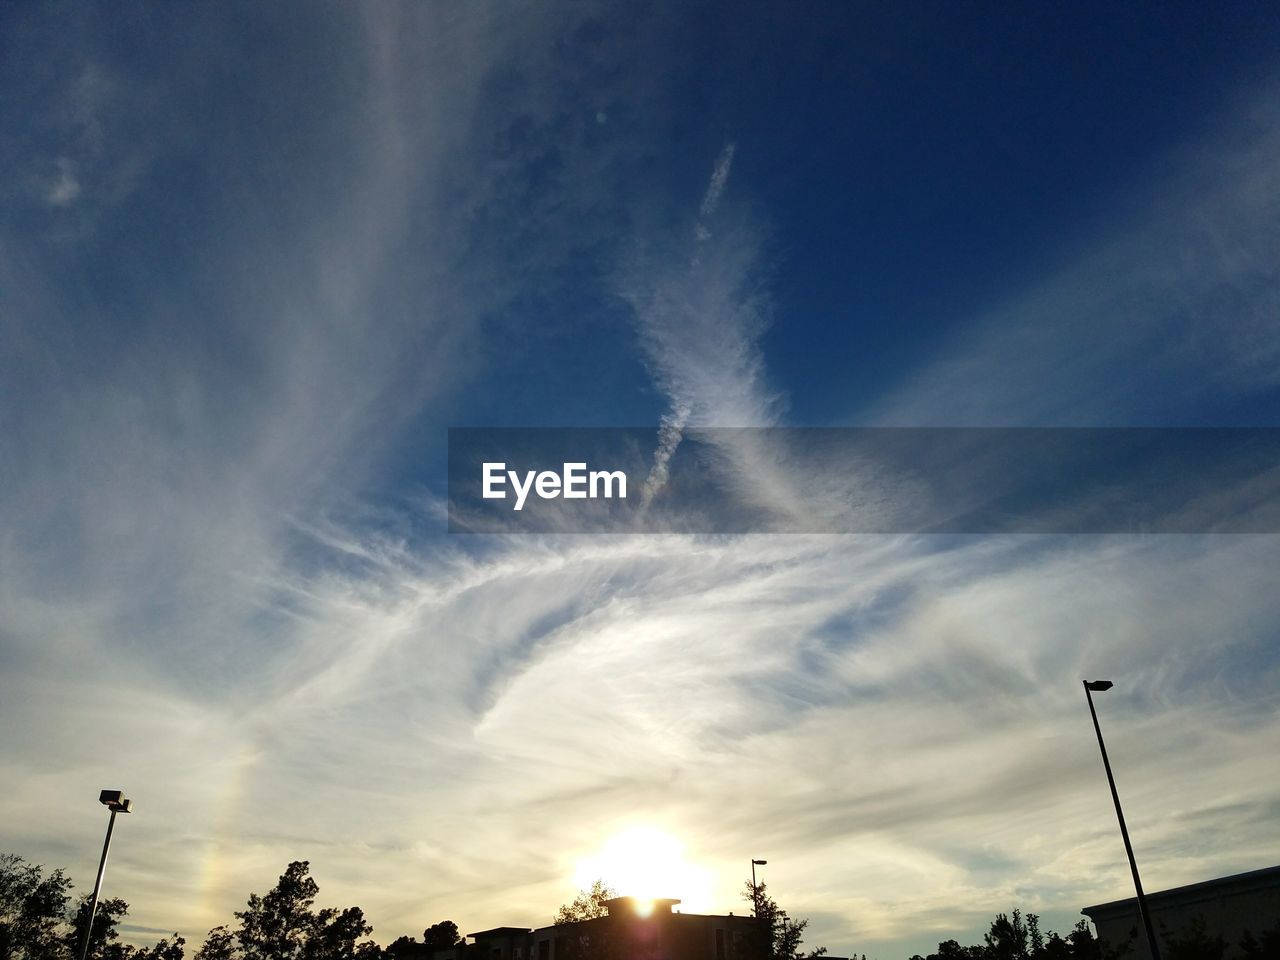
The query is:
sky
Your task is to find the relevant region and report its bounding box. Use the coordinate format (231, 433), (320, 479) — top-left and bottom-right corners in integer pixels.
(2, 2), (1280, 958)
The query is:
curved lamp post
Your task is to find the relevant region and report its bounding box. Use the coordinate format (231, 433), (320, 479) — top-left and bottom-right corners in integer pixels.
(1083, 681), (1161, 960)
(78, 790), (133, 960)
(750, 859), (767, 917)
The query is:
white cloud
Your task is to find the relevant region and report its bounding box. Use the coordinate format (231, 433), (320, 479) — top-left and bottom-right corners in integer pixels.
(698, 142), (736, 228)
(16, 518), (1277, 950)
(46, 157), (81, 206)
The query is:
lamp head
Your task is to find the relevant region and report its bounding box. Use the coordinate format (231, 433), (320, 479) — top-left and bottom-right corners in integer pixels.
(98, 790), (132, 813)
(752, 859), (767, 865)
(1084, 680), (1114, 692)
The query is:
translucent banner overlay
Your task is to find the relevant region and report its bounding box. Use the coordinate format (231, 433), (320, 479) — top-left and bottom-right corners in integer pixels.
(447, 428), (1280, 534)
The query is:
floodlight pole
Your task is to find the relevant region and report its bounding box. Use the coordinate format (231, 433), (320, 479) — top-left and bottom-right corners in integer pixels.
(79, 791), (131, 960)
(1084, 681), (1161, 960)
(78, 809), (118, 960)
(750, 859), (767, 917)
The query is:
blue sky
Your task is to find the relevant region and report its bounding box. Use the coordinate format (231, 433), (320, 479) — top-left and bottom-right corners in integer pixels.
(2, 3), (1280, 958)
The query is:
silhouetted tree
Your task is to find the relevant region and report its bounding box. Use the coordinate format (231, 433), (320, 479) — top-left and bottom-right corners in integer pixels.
(192, 927), (236, 960)
(2, 854), (184, 960)
(742, 881), (827, 960)
(551, 882), (619, 960)
(1035, 931), (1073, 960)
(65, 897), (129, 960)
(128, 937), (187, 960)
(420, 923), (463, 956)
(984, 911), (1031, 960)
(0, 854), (74, 960)
(230, 862), (371, 960)
(1067, 921), (1113, 960)
(382, 937), (422, 960)
(377, 920), (465, 960)
(908, 910), (1127, 960)
(234, 862), (319, 960)
(552, 883), (614, 926)
(304, 906), (372, 960)
(911, 942), (985, 960)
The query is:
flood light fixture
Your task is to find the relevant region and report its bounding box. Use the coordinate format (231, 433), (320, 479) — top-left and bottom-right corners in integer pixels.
(79, 790), (133, 960)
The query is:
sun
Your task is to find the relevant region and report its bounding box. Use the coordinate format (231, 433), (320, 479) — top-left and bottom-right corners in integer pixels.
(573, 825), (714, 912)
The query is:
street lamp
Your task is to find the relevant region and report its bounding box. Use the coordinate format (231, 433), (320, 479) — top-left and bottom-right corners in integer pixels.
(1083, 681), (1161, 960)
(78, 790), (133, 960)
(749, 859), (767, 917)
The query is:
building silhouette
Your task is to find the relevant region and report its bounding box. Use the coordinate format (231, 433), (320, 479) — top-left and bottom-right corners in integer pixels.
(1082, 864), (1280, 959)
(445, 897), (765, 960)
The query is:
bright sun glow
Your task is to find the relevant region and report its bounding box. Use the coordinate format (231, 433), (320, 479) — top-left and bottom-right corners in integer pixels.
(573, 825), (714, 913)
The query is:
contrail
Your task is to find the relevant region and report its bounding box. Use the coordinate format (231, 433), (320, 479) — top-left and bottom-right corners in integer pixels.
(695, 142), (736, 240)
(641, 401), (691, 508)
(644, 143), (737, 508)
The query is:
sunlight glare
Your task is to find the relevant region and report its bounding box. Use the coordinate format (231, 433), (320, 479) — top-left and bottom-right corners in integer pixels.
(573, 825), (714, 912)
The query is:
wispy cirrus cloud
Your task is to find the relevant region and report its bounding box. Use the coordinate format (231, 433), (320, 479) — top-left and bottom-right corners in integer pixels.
(60, 522), (1269, 952)
(697, 143), (736, 234)
(617, 141), (828, 529)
